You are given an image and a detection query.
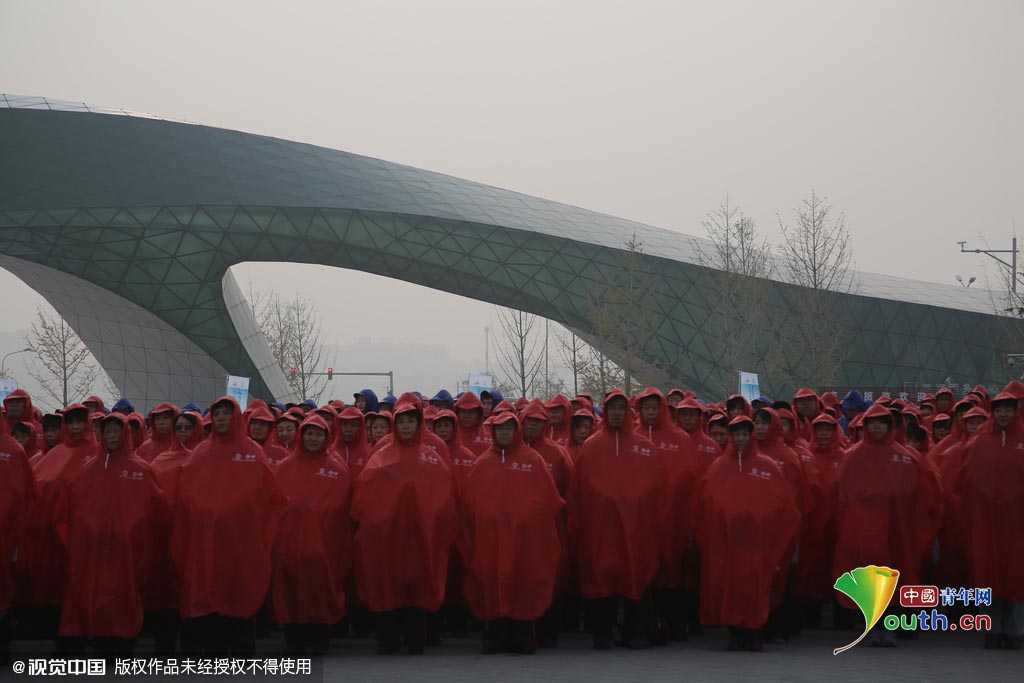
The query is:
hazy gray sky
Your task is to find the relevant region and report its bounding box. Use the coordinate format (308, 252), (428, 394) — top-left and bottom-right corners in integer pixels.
(2, 0), (1022, 396)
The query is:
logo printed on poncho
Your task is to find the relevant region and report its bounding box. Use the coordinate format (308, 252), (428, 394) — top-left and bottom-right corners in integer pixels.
(119, 470), (145, 480)
(889, 452), (913, 464)
(631, 445), (652, 457)
(511, 462), (534, 472)
(233, 453), (258, 463)
(0, 451), (11, 461)
(748, 467), (772, 480)
(419, 452), (440, 465)
(316, 467), (340, 479)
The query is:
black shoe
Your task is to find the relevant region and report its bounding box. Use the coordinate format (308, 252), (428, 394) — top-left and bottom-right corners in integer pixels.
(747, 632), (764, 652)
(593, 636), (613, 650)
(538, 635), (558, 649)
(513, 637), (535, 655)
(376, 644), (400, 655)
(425, 635), (441, 647)
(406, 644), (425, 655)
(727, 634), (742, 651)
(626, 635), (651, 650)
(482, 639), (503, 655)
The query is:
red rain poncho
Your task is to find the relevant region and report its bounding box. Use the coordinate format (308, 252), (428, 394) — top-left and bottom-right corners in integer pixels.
(171, 396), (287, 619)
(676, 397), (721, 472)
(351, 396), (457, 612)
(544, 394), (573, 447)
(458, 412), (563, 621)
(520, 399), (574, 496)
(832, 403), (942, 603)
(434, 409), (478, 486)
(697, 417), (800, 629)
(55, 414), (169, 638)
(336, 406), (373, 480)
(3, 389), (39, 441)
(954, 394), (1024, 600)
(567, 389), (669, 600)
(0, 431), (36, 613)
(636, 387), (702, 590)
(248, 407), (292, 468)
(454, 392), (491, 455)
(18, 405), (95, 607)
(271, 415), (353, 624)
(136, 402), (180, 463)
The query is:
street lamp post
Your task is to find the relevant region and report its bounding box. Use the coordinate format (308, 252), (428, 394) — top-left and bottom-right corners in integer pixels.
(958, 238), (1019, 292)
(0, 347), (31, 378)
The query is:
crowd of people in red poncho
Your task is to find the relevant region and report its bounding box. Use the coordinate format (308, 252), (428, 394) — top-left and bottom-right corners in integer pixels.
(1, 380), (1022, 661)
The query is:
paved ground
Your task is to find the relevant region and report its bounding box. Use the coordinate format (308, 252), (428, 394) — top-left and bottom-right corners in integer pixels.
(5, 627), (1019, 682)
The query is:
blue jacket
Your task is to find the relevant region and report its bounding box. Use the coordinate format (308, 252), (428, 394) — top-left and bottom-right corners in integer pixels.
(431, 389), (454, 410)
(112, 397), (134, 414)
(355, 389), (379, 413)
(838, 390), (867, 435)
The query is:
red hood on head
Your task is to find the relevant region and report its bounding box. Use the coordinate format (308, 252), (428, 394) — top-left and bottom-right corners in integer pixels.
(127, 412), (148, 449)
(297, 413), (331, 456)
(723, 415), (759, 460)
(99, 413), (136, 463)
(58, 403), (94, 446)
(84, 395), (106, 413)
(492, 400), (515, 415)
(820, 392), (840, 409)
(810, 413), (841, 450)
(574, 395), (595, 412)
(454, 391), (483, 412)
(391, 392), (425, 445)
(520, 398), (549, 423)
(860, 402), (896, 444)
(487, 410), (524, 451)
(636, 386), (672, 429)
(544, 394), (572, 413)
(753, 406), (784, 447)
(176, 411), (204, 449)
(244, 398), (269, 417)
(247, 406), (276, 444)
(147, 402), (181, 434)
(935, 387), (955, 401)
(432, 408), (463, 448)
(601, 388), (633, 433)
(337, 405), (368, 449)
(3, 388), (34, 425)
(793, 387), (818, 401)
(725, 393), (753, 418)
(208, 396), (247, 442)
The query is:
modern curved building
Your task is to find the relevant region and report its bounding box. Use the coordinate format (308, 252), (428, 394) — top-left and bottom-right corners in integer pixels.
(1, 94), (1019, 410)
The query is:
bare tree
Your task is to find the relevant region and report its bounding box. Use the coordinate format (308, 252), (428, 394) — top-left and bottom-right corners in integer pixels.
(557, 327), (591, 397)
(579, 346), (624, 399)
(583, 234), (670, 394)
(695, 195), (776, 388)
(24, 307), (100, 409)
(282, 295), (331, 402)
(493, 306), (544, 398)
(775, 188), (857, 386)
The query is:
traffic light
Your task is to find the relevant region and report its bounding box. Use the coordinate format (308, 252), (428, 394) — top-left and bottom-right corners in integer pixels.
(327, 367), (334, 380)
(290, 367), (297, 378)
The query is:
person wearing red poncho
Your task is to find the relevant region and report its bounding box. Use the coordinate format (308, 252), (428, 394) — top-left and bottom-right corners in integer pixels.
(272, 414), (353, 656)
(567, 409), (595, 463)
(458, 411), (563, 655)
(0, 427), (35, 664)
(635, 387), (701, 644)
(337, 406), (372, 480)
(568, 388), (668, 650)
(954, 392), (1024, 649)
(832, 402), (942, 647)
(16, 404), (94, 640)
(454, 391), (491, 455)
(675, 397), (721, 471)
(544, 394), (573, 447)
(144, 410), (202, 655)
(136, 403), (180, 463)
(171, 396), (287, 657)
(248, 406), (292, 468)
(53, 413), (168, 658)
(352, 396), (457, 655)
(697, 415), (800, 652)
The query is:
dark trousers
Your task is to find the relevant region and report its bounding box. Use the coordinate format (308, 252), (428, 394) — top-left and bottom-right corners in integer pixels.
(535, 597), (562, 647)
(375, 608), (425, 653)
(589, 591), (656, 645)
(143, 610), (179, 656)
(0, 610), (11, 665)
(15, 605), (61, 640)
(483, 619), (534, 653)
(653, 586), (687, 642)
(283, 623), (329, 655)
(180, 613), (255, 657)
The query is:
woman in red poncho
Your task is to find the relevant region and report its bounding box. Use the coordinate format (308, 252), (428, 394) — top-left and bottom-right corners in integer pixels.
(248, 407), (292, 468)
(568, 388), (668, 650)
(17, 404), (95, 640)
(832, 402), (943, 647)
(54, 413), (168, 658)
(272, 414), (353, 656)
(351, 396), (457, 655)
(136, 403), (180, 463)
(697, 415), (800, 652)
(171, 396), (287, 657)
(954, 392), (1024, 649)
(458, 411), (563, 655)
(1, 427), (36, 663)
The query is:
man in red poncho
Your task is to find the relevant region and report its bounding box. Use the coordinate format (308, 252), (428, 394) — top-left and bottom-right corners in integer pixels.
(144, 409), (202, 655)
(454, 392), (491, 455)
(17, 404), (94, 640)
(832, 402), (942, 647)
(459, 412), (563, 655)
(675, 397), (721, 471)
(336, 406), (372, 480)
(171, 396), (287, 657)
(3, 389), (39, 440)
(955, 392), (1024, 649)
(272, 414), (352, 656)
(53, 413), (168, 658)
(1, 425), (36, 664)
(136, 402), (180, 463)
(793, 387), (821, 441)
(544, 394), (573, 447)
(697, 415), (800, 651)
(635, 387), (701, 644)
(568, 388), (668, 649)
(351, 395), (457, 655)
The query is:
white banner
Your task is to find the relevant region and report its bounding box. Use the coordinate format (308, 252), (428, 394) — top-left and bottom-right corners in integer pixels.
(226, 375), (250, 411)
(739, 371), (760, 402)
